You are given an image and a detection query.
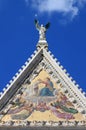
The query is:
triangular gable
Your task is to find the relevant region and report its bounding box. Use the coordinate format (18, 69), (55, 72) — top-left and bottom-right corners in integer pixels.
(0, 47), (86, 128)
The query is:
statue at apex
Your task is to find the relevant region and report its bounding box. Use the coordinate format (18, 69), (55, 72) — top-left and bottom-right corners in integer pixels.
(35, 19), (50, 41)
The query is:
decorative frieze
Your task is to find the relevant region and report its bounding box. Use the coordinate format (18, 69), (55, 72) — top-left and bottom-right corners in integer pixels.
(0, 121), (86, 127)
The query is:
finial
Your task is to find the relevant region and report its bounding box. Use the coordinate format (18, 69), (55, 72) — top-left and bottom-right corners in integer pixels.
(34, 19), (50, 49)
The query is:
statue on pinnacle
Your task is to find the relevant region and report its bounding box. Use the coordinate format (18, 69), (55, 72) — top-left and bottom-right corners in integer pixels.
(34, 19), (50, 41)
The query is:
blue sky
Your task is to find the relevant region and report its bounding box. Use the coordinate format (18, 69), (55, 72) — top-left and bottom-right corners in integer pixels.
(0, 0), (86, 92)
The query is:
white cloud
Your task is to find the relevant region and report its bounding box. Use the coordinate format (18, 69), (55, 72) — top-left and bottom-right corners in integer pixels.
(26, 0), (86, 18)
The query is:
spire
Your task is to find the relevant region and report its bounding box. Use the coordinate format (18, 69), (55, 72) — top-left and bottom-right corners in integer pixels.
(34, 19), (50, 50)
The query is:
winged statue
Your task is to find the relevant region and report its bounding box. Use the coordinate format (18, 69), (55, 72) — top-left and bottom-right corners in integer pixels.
(34, 19), (50, 40)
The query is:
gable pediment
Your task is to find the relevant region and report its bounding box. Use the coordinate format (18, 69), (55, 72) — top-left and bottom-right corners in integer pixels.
(0, 48), (86, 128)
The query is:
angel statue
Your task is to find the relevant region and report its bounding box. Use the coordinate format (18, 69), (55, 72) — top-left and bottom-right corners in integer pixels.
(35, 19), (50, 41)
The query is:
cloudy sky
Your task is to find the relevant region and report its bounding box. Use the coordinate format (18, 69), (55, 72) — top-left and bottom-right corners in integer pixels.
(0, 0), (86, 92)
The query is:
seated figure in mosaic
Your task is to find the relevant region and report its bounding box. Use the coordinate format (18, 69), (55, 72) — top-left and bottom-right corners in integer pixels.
(22, 78), (56, 97)
(39, 78), (54, 96)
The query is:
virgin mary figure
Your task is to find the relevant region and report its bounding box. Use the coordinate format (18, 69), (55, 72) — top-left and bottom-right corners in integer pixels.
(39, 78), (54, 96)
